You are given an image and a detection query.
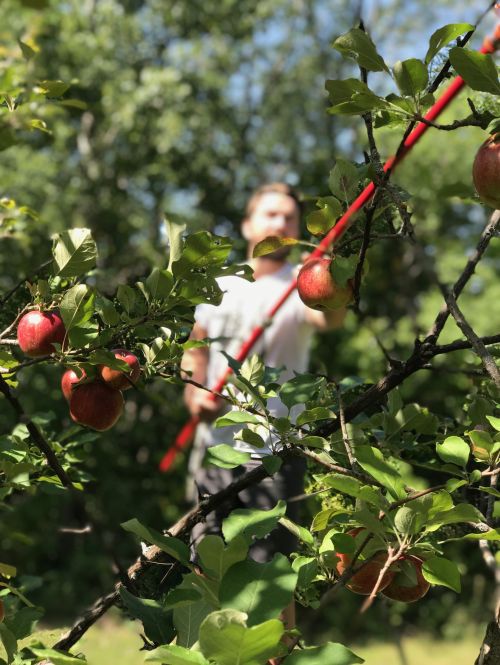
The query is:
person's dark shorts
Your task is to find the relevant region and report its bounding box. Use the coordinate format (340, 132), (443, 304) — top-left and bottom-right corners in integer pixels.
(190, 455), (307, 563)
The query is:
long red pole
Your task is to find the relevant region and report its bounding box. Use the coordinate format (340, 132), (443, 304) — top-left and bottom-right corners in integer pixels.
(159, 24), (500, 472)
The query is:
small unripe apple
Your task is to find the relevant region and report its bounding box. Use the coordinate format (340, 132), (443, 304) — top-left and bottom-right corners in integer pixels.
(382, 555), (430, 603)
(297, 258), (353, 311)
(70, 382), (124, 431)
(16, 310), (66, 357)
(99, 348), (140, 391)
(61, 368), (87, 401)
(472, 134), (500, 208)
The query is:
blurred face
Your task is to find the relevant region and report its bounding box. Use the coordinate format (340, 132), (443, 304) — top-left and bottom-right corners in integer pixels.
(242, 192), (300, 259)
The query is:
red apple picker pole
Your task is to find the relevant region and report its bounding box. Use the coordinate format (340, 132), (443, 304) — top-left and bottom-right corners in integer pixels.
(159, 21), (500, 472)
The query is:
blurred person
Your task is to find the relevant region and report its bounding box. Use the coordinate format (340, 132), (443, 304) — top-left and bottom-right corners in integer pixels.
(182, 183), (347, 630)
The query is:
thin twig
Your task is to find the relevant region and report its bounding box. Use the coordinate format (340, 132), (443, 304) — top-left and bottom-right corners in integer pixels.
(442, 289), (500, 388)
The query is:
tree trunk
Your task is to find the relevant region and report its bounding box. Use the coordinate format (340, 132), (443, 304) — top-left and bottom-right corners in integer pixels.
(475, 603), (500, 665)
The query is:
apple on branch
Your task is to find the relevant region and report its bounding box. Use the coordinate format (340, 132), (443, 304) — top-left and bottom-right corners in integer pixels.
(381, 555), (430, 603)
(16, 310), (66, 357)
(472, 133), (500, 209)
(70, 382), (124, 431)
(297, 257), (353, 311)
(334, 529), (394, 595)
(99, 348), (141, 390)
(61, 368), (87, 401)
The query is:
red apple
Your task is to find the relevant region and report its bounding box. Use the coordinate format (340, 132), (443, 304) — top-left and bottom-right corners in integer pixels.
(381, 555), (430, 603)
(297, 258), (353, 311)
(99, 348), (140, 391)
(70, 382), (124, 431)
(61, 368), (87, 401)
(16, 310), (66, 357)
(336, 550), (394, 595)
(472, 134), (500, 208)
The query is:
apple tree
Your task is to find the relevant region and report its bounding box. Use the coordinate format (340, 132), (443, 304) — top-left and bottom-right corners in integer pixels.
(1, 6), (500, 665)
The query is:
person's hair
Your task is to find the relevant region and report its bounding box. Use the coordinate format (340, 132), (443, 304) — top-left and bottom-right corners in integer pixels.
(244, 182), (303, 218)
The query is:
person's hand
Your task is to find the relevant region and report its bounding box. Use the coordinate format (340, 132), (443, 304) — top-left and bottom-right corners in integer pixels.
(186, 386), (225, 423)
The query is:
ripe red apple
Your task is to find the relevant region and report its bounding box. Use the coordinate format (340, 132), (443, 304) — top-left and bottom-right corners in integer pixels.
(381, 555), (430, 603)
(336, 550), (394, 595)
(69, 382), (124, 431)
(297, 258), (353, 311)
(472, 134), (500, 208)
(99, 348), (140, 391)
(16, 310), (66, 357)
(61, 368), (87, 401)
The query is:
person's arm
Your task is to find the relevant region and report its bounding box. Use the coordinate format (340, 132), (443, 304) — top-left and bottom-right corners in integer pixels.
(303, 305), (348, 331)
(181, 322), (225, 421)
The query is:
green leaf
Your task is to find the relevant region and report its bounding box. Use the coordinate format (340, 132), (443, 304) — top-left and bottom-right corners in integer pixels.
(95, 294), (120, 326)
(306, 210), (335, 236)
(145, 267), (174, 301)
(18, 39), (36, 60)
(486, 415), (500, 432)
(252, 236), (299, 258)
(332, 28), (388, 72)
(0, 563), (16, 578)
(119, 587), (174, 645)
(279, 374), (325, 410)
(355, 446), (406, 500)
(436, 436), (470, 468)
(204, 444), (251, 469)
(222, 500), (287, 544)
(59, 284), (95, 334)
(52, 228), (97, 278)
(279, 516), (314, 546)
(29, 647), (87, 664)
(121, 518), (190, 565)
(449, 48), (500, 95)
(422, 555), (461, 592)
(468, 429), (494, 461)
(300, 435), (329, 449)
(328, 160), (359, 203)
(322, 473), (381, 507)
(325, 79), (387, 115)
(236, 428), (266, 450)
(199, 610), (284, 665)
(240, 355), (265, 386)
(165, 216), (186, 271)
(146, 644), (210, 664)
(197, 535), (248, 580)
(330, 255), (358, 288)
(292, 556), (318, 588)
(426, 503), (485, 532)
(38, 79), (70, 96)
(174, 599), (214, 648)
(172, 232), (232, 278)
(220, 554), (297, 625)
(262, 455), (282, 475)
(440, 528), (500, 543)
(285, 642), (364, 664)
(393, 59), (428, 97)
(214, 411), (261, 428)
(425, 23), (474, 64)
(116, 284), (136, 314)
(0, 623), (17, 664)
(296, 407), (335, 427)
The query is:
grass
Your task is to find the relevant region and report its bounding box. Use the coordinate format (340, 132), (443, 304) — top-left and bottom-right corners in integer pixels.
(9, 616), (484, 665)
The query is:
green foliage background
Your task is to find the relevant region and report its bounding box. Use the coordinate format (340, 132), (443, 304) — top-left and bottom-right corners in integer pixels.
(1, 0), (499, 650)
